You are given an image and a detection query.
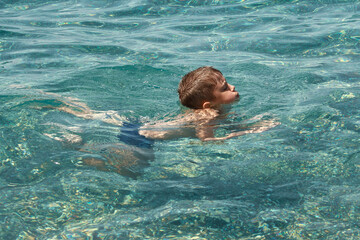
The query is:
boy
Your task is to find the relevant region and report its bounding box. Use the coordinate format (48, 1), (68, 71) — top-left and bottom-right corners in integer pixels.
(41, 66), (277, 142)
(35, 66), (278, 177)
(139, 66), (279, 141)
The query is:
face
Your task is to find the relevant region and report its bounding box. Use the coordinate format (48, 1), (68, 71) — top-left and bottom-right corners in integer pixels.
(210, 78), (239, 107)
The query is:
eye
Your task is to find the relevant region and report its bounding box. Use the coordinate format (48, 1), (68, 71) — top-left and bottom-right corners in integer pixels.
(222, 84), (228, 91)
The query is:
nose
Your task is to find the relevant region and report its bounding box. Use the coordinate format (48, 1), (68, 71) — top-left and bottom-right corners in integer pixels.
(230, 84), (235, 91)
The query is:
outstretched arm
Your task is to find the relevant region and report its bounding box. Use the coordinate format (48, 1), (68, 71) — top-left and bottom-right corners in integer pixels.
(199, 120), (280, 141)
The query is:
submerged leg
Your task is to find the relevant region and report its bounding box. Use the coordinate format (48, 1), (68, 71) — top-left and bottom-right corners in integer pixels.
(82, 157), (142, 179)
(79, 143), (154, 179)
(36, 91), (126, 126)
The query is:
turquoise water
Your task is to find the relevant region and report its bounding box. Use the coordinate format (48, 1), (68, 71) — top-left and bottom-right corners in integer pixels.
(1, 0), (360, 239)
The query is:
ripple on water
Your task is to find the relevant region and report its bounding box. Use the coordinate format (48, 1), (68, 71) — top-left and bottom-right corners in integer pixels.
(1, 0), (360, 239)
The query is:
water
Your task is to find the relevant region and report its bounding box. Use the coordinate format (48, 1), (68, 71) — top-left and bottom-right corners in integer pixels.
(1, 0), (359, 239)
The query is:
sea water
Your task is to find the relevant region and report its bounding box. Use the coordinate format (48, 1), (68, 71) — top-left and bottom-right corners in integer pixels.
(1, 0), (359, 239)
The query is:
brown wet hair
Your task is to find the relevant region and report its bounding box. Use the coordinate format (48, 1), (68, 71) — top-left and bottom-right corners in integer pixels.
(178, 66), (224, 109)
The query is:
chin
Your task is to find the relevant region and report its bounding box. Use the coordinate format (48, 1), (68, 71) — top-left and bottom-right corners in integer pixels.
(228, 97), (239, 104)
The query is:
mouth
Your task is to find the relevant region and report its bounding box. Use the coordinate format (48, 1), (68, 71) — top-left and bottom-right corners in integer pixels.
(231, 93), (240, 104)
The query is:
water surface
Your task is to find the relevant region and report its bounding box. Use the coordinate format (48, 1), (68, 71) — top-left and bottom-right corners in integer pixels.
(1, 0), (360, 239)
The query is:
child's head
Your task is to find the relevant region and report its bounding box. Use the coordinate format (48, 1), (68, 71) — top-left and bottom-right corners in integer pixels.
(178, 66), (239, 109)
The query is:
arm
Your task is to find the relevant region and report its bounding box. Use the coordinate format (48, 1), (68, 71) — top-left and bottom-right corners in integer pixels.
(196, 125), (235, 141)
(199, 128), (249, 141)
(199, 120), (280, 142)
(139, 122), (192, 140)
(138, 128), (173, 140)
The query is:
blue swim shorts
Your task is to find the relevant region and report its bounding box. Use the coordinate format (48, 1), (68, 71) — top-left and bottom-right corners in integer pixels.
(117, 122), (154, 149)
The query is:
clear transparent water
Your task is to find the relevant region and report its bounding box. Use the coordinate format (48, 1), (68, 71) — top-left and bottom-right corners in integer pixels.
(1, 0), (359, 239)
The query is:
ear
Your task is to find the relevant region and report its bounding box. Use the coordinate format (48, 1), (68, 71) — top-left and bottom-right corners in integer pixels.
(202, 101), (212, 109)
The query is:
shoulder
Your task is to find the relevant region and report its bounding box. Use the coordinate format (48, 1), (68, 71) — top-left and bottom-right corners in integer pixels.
(192, 109), (220, 122)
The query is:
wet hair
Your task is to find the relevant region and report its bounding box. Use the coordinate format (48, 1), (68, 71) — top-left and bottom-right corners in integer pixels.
(178, 66), (224, 109)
